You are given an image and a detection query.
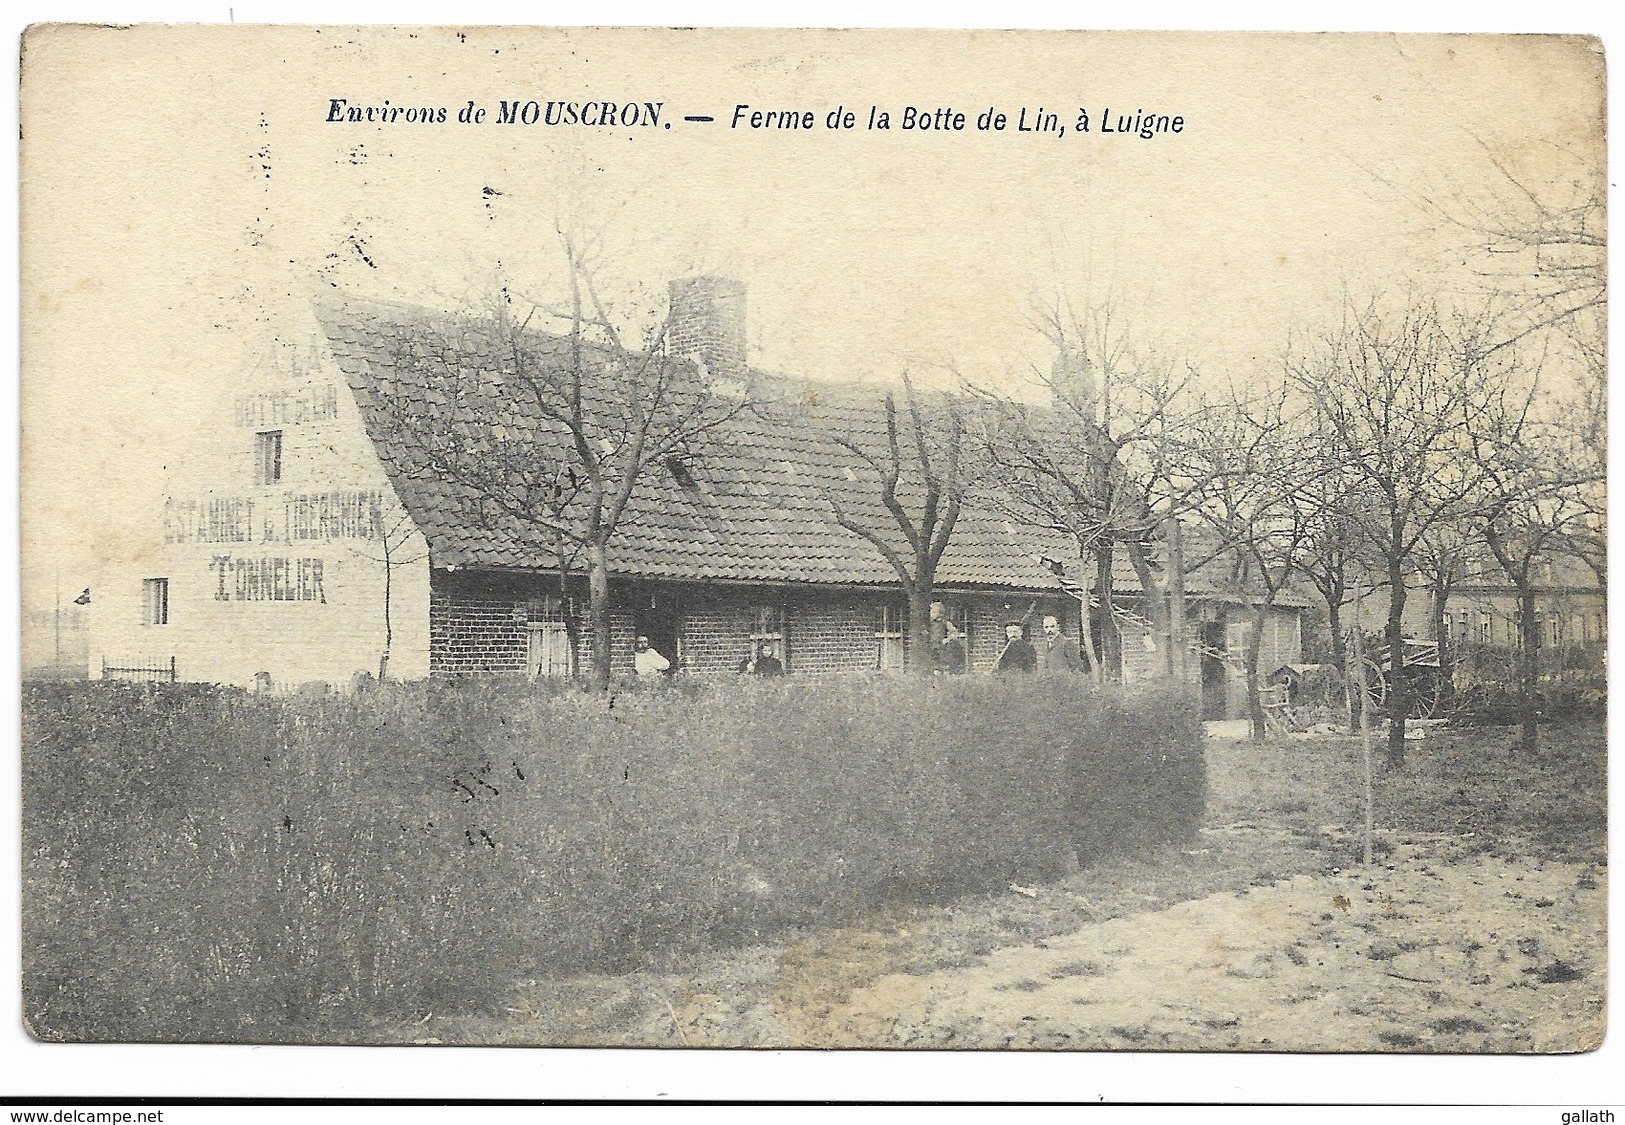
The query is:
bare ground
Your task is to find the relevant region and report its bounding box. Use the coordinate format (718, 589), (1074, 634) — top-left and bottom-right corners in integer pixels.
(425, 724), (1607, 1051)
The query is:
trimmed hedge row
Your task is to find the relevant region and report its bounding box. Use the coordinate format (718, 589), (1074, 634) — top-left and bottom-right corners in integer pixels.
(22, 676), (1203, 1042)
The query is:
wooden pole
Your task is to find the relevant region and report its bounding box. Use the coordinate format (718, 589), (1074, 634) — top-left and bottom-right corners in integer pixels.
(1168, 514), (1187, 681)
(1350, 576), (1375, 869)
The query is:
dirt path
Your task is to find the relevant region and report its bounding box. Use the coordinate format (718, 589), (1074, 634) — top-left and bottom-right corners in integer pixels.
(464, 838), (1603, 1051)
(798, 845), (1604, 1051)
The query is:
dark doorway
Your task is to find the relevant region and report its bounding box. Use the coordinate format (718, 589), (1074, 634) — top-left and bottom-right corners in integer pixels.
(635, 593), (684, 674)
(1200, 621), (1228, 720)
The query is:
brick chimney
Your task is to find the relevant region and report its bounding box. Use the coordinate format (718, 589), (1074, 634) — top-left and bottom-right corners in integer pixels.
(1050, 343), (1096, 418)
(666, 276), (747, 382)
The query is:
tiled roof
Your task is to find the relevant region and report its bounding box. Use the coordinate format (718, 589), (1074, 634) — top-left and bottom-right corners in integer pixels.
(314, 294), (1302, 604)
(316, 295), (1073, 592)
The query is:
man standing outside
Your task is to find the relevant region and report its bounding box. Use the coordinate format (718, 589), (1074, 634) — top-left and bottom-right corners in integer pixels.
(993, 621), (1038, 674)
(1037, 614), (1083, 675)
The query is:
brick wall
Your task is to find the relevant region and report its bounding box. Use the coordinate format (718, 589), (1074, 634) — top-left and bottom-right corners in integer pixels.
(429, 572), (534, 675)
(788, 596), (885, 673)
(1119, 618), (1162, 683)
(634, 584), (897, 676)
(671, 596), (768, 673)
(427, 572), (1314, 695)
(428, 573), (1074, 678)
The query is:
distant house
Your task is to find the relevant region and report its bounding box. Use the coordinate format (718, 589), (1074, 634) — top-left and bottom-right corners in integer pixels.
(1388, 554), (1606, 667)
(92, 279), (1305, 712)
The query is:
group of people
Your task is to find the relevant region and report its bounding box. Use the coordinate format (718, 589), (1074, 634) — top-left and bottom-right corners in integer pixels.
(632, 634), (784, 677)
(992, 615), (1083, 675)
(931, 603), (1083, 676)
(631, 612), (1083, 678)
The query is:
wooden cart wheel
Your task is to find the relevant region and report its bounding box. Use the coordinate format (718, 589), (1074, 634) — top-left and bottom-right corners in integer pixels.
(1407, 667), (1448, 719)
(1362, 655), (1388, 711)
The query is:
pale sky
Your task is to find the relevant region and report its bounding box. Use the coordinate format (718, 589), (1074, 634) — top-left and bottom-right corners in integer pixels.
(19, 27), (1605, 603)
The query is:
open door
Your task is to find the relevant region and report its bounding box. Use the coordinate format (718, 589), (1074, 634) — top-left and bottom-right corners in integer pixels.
(1200, 621), (1227, 720)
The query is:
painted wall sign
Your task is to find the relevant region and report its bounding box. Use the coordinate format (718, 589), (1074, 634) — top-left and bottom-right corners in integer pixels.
(165, 497), (256, 544)
(233, 383), (340, 428)
(168, 490), (385, 544)
(209, 555), (328, 603)
(285, 490), (384, 540)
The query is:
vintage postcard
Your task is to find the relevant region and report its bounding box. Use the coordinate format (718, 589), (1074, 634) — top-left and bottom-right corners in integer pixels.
(17, 26), (1605, 1057)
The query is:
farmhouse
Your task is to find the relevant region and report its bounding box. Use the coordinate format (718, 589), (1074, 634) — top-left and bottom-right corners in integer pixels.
(92, 278), (1305, 709)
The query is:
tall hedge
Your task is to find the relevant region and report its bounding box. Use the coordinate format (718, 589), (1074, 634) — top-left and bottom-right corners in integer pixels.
(21, 676), (1203, 1042)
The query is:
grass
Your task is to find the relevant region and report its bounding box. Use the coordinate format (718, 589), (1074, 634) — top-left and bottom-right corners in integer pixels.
(1372, 723), (1607, 863)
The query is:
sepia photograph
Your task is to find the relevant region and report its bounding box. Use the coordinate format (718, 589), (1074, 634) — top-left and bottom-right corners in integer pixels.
(15, 23), (1607, 1066)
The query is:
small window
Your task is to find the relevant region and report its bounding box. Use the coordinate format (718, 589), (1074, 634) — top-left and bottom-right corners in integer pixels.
(256, 430), (283, 485)
(876, 605), (904, 673)
(932, 600), (969, 634)
(665, 455), (697, 489)
(527, 622), (573, 679)
(142, 578), (169, 626)
(526, 596), (574, 679)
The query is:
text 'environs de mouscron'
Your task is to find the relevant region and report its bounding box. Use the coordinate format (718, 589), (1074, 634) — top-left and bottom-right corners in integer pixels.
(325, 99), (1187, 139)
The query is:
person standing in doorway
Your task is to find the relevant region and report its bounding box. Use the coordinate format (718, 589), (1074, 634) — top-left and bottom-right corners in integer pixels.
(751, 639), (785, 675)
(738, 639), (785, 675)
(634, 634), (671, 677)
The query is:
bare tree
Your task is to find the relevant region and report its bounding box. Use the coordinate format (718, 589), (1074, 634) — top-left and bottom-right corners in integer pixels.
(1479, 492), (1591, 756)
(1543, 355), (1608, 590)
(1294, 442), (1378, 729)
(1390, 132), (1604, 385)
(973, 294), (1197, 683)
(1412, 522), (1477, 676)
(1464, 366), (1599, 755)
(1183, 378), (1317, 740)
(1422, 141), (1607, 583)
(356, 231), (758, 690)
(363, 496), (430, 682)
(311, 429), (431, 683)
(824, 374), (968, 675)
(1289, 297), (1502, 768)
